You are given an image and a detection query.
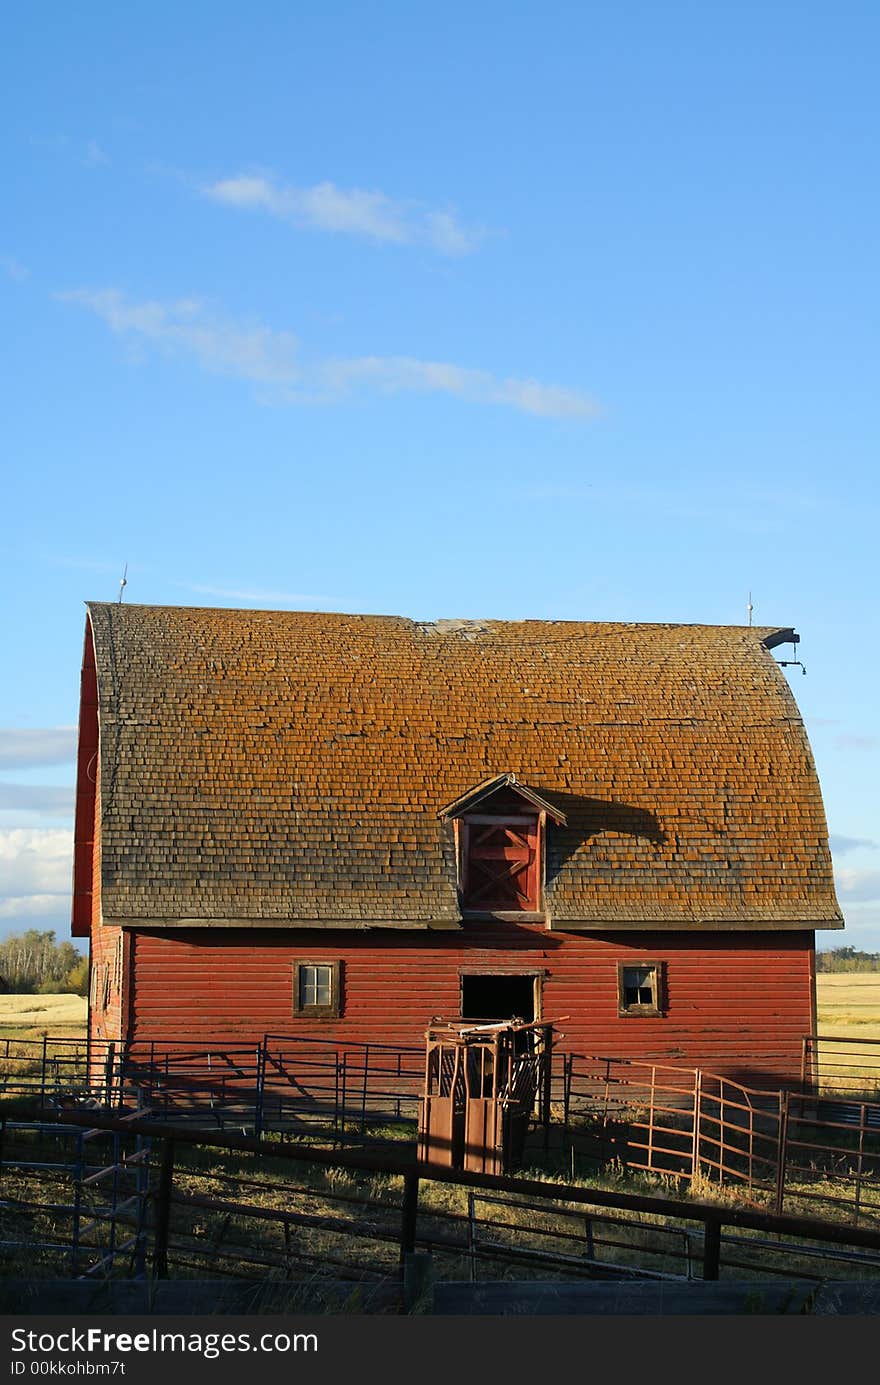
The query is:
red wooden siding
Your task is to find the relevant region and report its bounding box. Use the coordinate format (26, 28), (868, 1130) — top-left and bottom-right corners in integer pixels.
(89, 921), (128, 1045)
(116, 925), (816, 1085)
(461, 815), (540, 910)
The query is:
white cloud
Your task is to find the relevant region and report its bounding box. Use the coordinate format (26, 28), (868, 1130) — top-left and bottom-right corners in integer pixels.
(61, 289), (598, 420)
(0, 893), (69, 920)
(320, 355), (599, 419)
(835, 868), (880, 903)
(828, 901), (880, 952)
(0, 728), (77, 770)
(58, 289), (302, 386)
(202, 173), (485, 255)
(0, 828), (73, 897)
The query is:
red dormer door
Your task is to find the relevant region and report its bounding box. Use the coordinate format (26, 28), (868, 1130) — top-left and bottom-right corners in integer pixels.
(461, 814), (540, 911)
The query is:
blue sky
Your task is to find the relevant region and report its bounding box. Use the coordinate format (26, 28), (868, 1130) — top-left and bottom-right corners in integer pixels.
(1, 3), (878, 950)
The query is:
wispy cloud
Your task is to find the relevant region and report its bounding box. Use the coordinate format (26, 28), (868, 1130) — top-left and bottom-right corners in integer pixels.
(1, 255), (29, 282)
(202, 173), (485, 256)
(834, 734), (880, 752)
(32, 134), (110, 169)
(84, 139), (109, 167)
(319, 356), (598, 418)
(58, 290), (301, 385)
(178, 583), (332, 605)
(0, 729), (77, 771)
(830, 835), (878, 856)
(60, 288), (598, 419)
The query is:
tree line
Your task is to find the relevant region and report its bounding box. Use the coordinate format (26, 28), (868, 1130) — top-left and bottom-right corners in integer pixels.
(816, 946), (880, 973)
(0, 930), (88, 994)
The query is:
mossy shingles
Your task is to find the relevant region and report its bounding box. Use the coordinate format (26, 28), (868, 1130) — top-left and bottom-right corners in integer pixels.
(85, 604), (842, 929)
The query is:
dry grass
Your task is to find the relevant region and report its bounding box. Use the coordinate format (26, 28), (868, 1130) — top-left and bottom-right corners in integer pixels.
(0, 995), (87, 1040)
(816, 973), (880, 1040)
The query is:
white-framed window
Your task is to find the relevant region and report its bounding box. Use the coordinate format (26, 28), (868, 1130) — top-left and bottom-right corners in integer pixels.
(293, 960), (343, 1018)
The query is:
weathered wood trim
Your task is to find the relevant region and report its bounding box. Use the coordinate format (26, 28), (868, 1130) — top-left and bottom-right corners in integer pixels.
(547, 918), (844, 932)
(104, 915), (841, 933)
(107, 917), (462, 931)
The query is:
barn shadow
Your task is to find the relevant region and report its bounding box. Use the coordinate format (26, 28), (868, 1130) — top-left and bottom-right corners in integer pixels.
(540, 790), (665, 884)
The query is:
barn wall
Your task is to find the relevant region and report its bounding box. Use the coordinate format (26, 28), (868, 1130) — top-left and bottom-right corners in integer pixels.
(89, 918), (126, 1045)
(127, 924), (816, 1086)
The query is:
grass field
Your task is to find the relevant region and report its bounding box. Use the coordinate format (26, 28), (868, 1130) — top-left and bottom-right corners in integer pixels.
(0, 994), (87, 1040)
(816, 972), (880, 1040)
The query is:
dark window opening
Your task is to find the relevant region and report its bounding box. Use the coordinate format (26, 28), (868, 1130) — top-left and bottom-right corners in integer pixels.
(618, 961), (664, 1017)
(461, 973), (538, 1023)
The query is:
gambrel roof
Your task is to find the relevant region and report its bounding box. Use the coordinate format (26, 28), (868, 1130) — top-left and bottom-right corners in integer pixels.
(79, 603), (843, 931)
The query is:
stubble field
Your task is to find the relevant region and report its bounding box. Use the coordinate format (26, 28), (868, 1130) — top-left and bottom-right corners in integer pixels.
(814, 972), (880, 1040)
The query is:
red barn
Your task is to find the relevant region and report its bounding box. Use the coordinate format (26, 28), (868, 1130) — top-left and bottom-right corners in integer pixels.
(72, 604), (843, 1085)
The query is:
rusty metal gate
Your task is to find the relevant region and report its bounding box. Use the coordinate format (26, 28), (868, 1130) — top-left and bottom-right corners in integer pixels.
(417, 1019), (553, 1174)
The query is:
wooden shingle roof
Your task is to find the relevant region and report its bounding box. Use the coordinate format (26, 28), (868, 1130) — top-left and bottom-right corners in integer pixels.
(83, 603), (843, 931)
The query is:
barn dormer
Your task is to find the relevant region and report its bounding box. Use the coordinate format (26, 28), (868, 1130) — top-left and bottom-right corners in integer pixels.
(438, 774), (567, 919)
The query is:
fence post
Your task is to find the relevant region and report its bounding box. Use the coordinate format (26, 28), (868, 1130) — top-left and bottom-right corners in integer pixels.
(339, 1054), (347, 1144)
(153, 1138), (175, 1279)
(70, 1128), (83, 1277)
(361, 1046), (370, 1135)
(717, 1079), (725, 1186)
(855, 1104), (867, 1223)
(702, 1212), (722, 1280)
(254, 1043), (265, 1139)
(399, 1169), (427, 1311)
(103, 1042), (115, 1108)
(541, 1027), (553, 1151)
(400, 1169), (419, 1271)
(774, 1089), (790, 1216)
(691, 1070), (702, 1181)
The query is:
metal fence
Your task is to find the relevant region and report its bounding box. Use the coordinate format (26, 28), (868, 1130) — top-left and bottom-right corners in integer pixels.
(5, 1110), (880, 1300)
(0, 1112), (151, 1279)
(560, 1053), (880, 1224)
(801, 1034), (880, 1098)
(2, 1033), (880, 1226)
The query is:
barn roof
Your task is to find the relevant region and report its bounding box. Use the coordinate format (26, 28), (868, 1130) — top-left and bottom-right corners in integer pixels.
(81, 602), (843, 931)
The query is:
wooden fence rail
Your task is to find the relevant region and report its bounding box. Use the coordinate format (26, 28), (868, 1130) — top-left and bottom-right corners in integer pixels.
(35, 1109), (880, 1290)
(3, 1034), (880, 1227)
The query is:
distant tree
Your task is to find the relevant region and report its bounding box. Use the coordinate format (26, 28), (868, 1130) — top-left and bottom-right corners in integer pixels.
(816, 946), (880, 973)
(0, 930), (87, 993)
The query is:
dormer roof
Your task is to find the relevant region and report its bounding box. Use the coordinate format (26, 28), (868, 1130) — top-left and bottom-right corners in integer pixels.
(438, 774), (567, 825)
